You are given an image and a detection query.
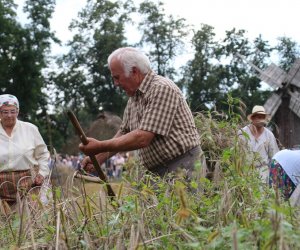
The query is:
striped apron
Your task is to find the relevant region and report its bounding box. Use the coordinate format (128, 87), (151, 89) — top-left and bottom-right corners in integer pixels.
(0, 170), (33, 203)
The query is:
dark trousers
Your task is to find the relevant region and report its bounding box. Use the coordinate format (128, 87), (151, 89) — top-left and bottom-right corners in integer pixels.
(150, 146), (206, 179)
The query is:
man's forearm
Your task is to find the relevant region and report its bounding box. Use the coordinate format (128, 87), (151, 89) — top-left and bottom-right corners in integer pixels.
(100, 129), (154, 152)
(79, 129), (154, 156)
(95, 130), (123, 163)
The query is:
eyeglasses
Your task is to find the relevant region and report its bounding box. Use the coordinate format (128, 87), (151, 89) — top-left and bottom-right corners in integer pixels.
(0, 110), (18, 116)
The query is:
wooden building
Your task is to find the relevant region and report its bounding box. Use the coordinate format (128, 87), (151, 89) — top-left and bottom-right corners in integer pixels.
(273, 91), (300, 147)
(237, 53), (300, 148)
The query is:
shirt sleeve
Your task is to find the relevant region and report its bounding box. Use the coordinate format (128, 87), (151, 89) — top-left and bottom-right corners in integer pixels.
(33, 126), (50, 177)
(268, 131), (279, 159)
(119, 102), (130, 134)
(139, 84), (179, 136)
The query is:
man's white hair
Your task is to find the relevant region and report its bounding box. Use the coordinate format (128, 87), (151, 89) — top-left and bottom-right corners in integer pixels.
(107, 47), (151, 76)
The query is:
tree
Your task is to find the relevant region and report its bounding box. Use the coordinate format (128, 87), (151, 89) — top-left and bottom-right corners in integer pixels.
(181, 24), (228, 111)
(51, 0), (133, 115)
(0, 0), (57, 146)
(48, 0), (133, 150)
(181, 26), (274, 114)
(0, 0), (36, 115)
(0, 0), (19, 91)
(216, 29), (272, 113)
(138, 0), (188, 80)
(275, 36), (300, 71)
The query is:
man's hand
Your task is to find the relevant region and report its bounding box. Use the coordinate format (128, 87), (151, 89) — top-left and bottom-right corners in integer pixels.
(81, 156), (95, 173)
(34, 174), (45, 186)
(79, 137), (103, 155)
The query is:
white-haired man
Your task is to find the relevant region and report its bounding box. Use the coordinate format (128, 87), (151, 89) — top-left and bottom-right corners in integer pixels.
(80, 47), (206, 179)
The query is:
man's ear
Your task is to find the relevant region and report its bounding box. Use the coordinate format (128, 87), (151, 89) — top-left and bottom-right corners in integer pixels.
(131, 66), (138, 74)
(131, 66), (144, 85)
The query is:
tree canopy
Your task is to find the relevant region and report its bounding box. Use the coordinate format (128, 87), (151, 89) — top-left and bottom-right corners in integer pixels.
(1, 0), (300, 152)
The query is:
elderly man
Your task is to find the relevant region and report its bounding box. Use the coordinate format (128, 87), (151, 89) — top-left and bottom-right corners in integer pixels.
(80, 47), (206, 179)
(239, 105), (279, 181)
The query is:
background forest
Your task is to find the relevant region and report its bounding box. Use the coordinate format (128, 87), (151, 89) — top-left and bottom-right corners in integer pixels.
(1, 0), (300, 152)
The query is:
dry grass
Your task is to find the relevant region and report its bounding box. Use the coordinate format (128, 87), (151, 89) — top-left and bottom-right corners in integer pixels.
(1, 110), (300, 249)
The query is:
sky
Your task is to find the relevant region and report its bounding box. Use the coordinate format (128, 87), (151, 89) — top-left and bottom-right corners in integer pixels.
(15, 0), (300, 58)
(163, 0), (300, 43)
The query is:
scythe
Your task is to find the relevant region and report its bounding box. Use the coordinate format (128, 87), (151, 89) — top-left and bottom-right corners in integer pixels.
(67, 110), (116, 198)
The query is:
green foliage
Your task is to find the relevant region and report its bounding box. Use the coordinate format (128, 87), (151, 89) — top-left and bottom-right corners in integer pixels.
(275, 36), (300, 71)
(182, 27), (275, 114)
(138, 0), (189, 80)
(50, 0), (132, 117)
(0, 0), (58, 150)
(181, 24), (227, 111)
(3, 0), (57, 116)
(3, 109), (300, 248)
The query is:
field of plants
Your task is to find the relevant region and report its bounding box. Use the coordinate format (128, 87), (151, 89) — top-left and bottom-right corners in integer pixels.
(1, 107), (300, 249)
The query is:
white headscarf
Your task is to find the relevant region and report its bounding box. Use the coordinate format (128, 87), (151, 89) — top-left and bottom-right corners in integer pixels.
(0, 94), (19, 109)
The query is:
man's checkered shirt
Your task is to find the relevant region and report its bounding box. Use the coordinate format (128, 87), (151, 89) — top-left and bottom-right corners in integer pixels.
(119, 70), (200, 170)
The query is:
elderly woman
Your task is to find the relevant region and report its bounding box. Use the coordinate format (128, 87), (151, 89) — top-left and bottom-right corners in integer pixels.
(0, 94), (49, 205)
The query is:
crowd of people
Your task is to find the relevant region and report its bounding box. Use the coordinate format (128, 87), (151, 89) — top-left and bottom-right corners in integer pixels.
(53, 152), (129, 180)
(104, 153), (128, 180)
(54, 154), (83, 171)
(1, 47), (300, 208)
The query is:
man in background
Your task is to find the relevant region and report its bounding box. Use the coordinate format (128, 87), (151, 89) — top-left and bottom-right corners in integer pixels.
(239, 105), (279, 182)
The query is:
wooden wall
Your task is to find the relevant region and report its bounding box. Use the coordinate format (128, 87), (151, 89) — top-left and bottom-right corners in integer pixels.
(274, 94), (300, 148)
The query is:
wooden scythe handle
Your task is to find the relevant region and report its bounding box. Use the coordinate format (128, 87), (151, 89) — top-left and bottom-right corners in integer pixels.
(67, 110), (116, 198)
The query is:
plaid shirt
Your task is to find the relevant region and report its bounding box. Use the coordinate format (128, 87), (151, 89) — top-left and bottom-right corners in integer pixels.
(120, 70), (200, 169)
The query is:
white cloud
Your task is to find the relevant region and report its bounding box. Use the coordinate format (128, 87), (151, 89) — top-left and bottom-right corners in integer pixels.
(51, 0), (86, 42)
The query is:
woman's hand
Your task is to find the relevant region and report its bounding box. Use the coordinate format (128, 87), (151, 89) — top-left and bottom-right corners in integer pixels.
(34, 174), (45, 186)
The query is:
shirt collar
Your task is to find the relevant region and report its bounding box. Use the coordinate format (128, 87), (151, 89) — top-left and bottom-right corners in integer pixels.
(136, 70), (156, 95)
(0, 119), (19, 136)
